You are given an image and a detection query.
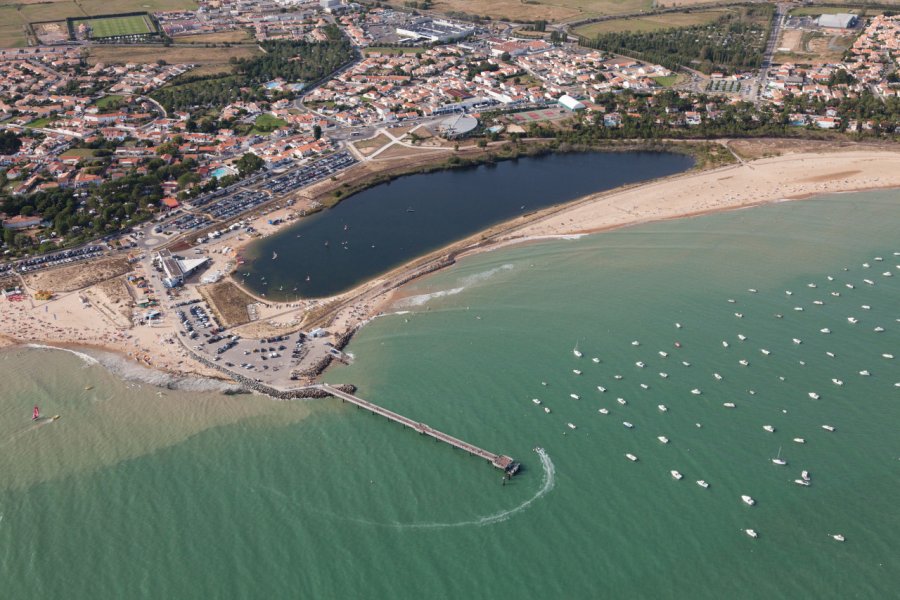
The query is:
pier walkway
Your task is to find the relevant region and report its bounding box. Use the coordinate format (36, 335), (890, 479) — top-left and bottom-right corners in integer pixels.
(319, 384), (519, 475)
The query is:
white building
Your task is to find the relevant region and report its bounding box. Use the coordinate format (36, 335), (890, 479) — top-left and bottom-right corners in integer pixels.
(558, 94), (586, 111)
(817, 14), (857, 29)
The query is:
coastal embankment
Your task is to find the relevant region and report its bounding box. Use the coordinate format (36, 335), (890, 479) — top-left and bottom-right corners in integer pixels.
(3, 144), (900, 385)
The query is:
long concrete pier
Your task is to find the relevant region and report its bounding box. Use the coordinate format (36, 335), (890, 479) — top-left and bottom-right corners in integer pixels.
(319, 384), (519, 475)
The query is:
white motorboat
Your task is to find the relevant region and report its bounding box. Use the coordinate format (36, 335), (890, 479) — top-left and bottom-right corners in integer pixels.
(846, 283), (855, 289)
(658, 351), (668, 358)
(831, 292), (840, 297)
(640, 383), (649, 390)
(567, 422), (576, 430)
(793, 338), (802, 345)
(826, 351), (836, 358)
(723, 402), (736, 408)
(808, 392), (820, 400)
(763, 425), (775, 433)
(742, 495), (755, 506)
(658, 404), (668, 412)
(760, 349), (771, 355)
(532, 398), (542, 405)
(541, 381), (548, 386)
(821, 425), (835, 432)
(544, 407), (551, 414)
(573, 369), (582, 375)
(861, 304), (871, 310)
(697, 480), (709, 489)
(592, 357), (600, 363)
(848, 316), (858, 324)
(832, 378), (843, 386)
(722, 341), (729, 348)
(748, 288), (757, 293)
(820, 328), (831, 334)
(874, 326), (884, 333)
(831, 534), (845, 542)
(739, 360), (749, 366)
(657, 436), (669, 444)
(859, 370), (870, 376)
(623, 421), (634, 429)
(785, 290), (793, 296)
(863, 262), (870, 268)
(625, 453), (638, 462)
(727, 298), (736, 303)
(597, 386), (607, 392)
(691, 389), (702, 395)
(570, 393), (580, 400)
(793, 437), (805, 444)
(813, 300), (824, 305)
(617, 398), (627, 405)
(735, 313), (743, 318)
(801, 470), (810, 481)
(573, 344), (583, 358)
(875, 256), (884, 261)
(827, 275), (834, 280)
(631, 340), (640, 346)
(682, 361), (691, 367)
(792, 307), (802, 312)
(746, 529), (758, 538)
(808, 283), (817, 288)
(659, 372), (668, 379)
(883, 353), (894, 359)
(675, 322), (682, 329)
(614, 375), (623, 380)
(794, 479), (810, 487)
(671, 470), (683, 480)
(738, 334), (747, 341)
(864, 278), (874, 285)
(598, 408), (609, 415)
(695, 423), (702, 428)
(635, 361), (645, 368)
(714, 373), (723, 380)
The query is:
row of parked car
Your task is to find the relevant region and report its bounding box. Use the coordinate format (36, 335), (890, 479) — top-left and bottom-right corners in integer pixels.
(207, 190), (269, 222)
(14, 245), (107, 274)
(264, 152), (356, 196)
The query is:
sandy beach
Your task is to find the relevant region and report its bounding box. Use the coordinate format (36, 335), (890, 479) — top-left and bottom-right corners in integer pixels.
(2, 147), (899, 381)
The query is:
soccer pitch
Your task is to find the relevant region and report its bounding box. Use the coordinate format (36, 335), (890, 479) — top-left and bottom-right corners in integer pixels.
(74, 15), (155, 38)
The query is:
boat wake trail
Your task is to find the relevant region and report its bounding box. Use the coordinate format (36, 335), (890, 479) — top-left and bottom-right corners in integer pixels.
(395, 264), (515, 308)
(386, 448), (555, 530)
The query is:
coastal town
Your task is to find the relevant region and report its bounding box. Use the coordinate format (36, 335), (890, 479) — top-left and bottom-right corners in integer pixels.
(2, 0), (900, 389)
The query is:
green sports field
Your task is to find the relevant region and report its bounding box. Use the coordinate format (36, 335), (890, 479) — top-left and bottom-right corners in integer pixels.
(73, 14), (155, 38)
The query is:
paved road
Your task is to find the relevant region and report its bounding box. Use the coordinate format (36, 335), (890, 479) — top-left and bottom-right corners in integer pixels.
(751, 3), (790, 103)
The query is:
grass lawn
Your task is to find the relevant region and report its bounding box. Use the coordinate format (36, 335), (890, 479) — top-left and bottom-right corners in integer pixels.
(73, 15), (154, 38)
(250, 113), (287, 135)
(59, 148), (98, 158)
(93, 94), (125, 110)
(575, 10), (728, 36)
(789, 6), (863, 17)
(25, 117), (53, 128)
(363, 46), (424, 56)
(383, 0), (652, 23)
(0, 0), (196, 47)
(87, 44), (259, 66)
(653, 75), (679, 87)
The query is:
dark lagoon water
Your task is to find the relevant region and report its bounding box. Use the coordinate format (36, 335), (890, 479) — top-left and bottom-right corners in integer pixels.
(240, 151), (694, 298)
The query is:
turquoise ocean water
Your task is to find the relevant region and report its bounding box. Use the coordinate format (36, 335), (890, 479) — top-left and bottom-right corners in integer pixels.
(1, 192), (897, 598)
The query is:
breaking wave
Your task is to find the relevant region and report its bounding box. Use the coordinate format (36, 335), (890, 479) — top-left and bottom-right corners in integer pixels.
(395, 263), (515, 308)
(25, 344), (243, 394)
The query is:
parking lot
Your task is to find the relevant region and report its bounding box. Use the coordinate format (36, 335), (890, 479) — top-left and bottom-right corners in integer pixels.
(12, 244), (108, 274)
